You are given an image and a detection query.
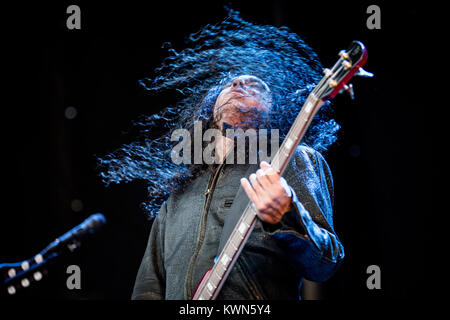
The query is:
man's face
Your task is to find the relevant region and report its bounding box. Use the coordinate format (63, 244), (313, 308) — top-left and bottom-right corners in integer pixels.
(213, 75), (271, 130)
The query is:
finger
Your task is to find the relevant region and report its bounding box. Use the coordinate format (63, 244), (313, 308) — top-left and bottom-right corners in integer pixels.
(256, 168), (272, 189)
(260, 161), (271, 170)
(260, 161), (280, 184)
(259, 161), (272, 170)
(249, 173), (265, 194)
(249, 173), (276, 212)
(280, 177), (292, 197)
(240, 178), (261, 207)
(242, 180), (274, 217)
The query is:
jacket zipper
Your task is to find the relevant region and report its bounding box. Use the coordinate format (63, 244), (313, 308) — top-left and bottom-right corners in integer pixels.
(184, 163), (225, 298)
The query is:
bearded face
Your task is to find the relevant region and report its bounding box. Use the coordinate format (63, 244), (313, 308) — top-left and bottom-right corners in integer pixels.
(213, 75), (272, 131)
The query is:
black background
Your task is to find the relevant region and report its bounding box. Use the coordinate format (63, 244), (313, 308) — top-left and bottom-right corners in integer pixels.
(0, 0), (428, 300)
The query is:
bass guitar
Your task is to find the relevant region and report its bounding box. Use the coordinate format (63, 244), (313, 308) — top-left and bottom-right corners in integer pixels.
(192, 40), (372, 300)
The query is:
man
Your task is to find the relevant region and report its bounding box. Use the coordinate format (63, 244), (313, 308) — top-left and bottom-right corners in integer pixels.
(97, 8), (344, 299)
(130, 74), (344, 300)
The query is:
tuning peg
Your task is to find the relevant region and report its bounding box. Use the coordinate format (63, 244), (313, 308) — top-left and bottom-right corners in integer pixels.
(7, 285), (16, 295)
(33, 271), (43, 281)
(21, 278), (30, 288)
(21, 261), (29, 271)
(339, 50), (349, 60)
(7, 268), (16, 278)
(355, 67), (374, 78)
(342, 84), (355, 100)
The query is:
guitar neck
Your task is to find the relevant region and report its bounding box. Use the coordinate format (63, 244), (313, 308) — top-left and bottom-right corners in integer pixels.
(192, 93), (323, 300)
(271, 93), (323, 175)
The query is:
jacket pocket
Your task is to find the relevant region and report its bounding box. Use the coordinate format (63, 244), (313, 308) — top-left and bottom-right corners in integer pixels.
(213, 197), (235, 226)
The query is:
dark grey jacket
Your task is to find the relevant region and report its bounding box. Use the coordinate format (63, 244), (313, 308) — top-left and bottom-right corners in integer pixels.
(131, 145), (344, 300)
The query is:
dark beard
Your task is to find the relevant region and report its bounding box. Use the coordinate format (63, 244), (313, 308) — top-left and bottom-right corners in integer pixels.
(216, 102), (271, 133)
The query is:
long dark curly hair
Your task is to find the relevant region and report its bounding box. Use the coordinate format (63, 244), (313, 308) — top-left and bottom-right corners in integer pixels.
(97, 7), (340, 218)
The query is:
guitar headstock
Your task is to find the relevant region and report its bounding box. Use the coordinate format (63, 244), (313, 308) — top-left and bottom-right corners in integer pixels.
(1, 213), (105, 296)
(314, 41), (371, 101)
(0, 255), (49, 296)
